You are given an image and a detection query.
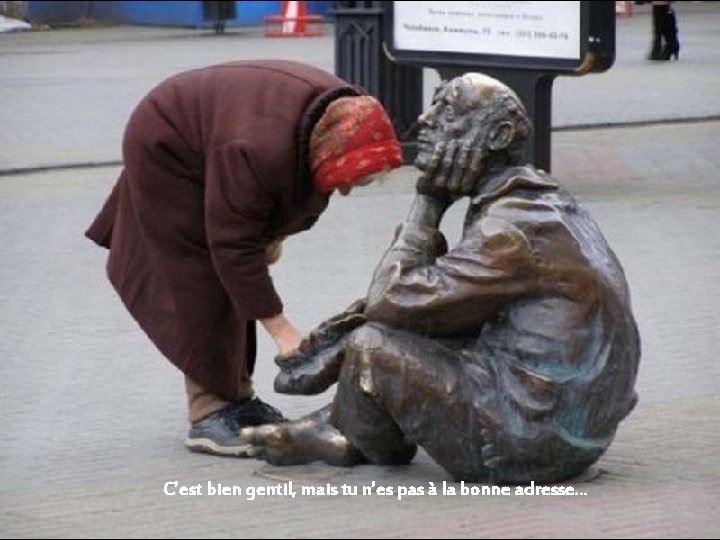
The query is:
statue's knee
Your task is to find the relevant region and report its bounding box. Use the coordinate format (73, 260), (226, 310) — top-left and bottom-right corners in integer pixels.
(342, 324), (390, 394)
(347, 323), (386, 353)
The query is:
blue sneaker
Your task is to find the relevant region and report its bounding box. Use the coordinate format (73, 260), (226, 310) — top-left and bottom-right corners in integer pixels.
(185, 399), (286, 457)
(234, 397), (286, 427)
(185, 404), (250, 457)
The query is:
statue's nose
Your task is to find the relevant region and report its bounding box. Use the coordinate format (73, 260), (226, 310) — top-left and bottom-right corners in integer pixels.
(417, 110), (435, 127)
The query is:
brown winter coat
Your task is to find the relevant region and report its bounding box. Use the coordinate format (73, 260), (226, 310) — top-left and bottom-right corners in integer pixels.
(86, 60), (361, 399)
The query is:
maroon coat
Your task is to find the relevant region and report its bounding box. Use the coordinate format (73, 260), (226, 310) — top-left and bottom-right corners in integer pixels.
(86, 60), (361, 399)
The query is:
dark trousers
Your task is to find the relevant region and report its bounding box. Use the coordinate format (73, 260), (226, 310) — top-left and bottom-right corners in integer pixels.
(650, 4), (680, 60)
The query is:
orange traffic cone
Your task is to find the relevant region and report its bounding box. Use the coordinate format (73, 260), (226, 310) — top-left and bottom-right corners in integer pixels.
(265, 1), (324, 37)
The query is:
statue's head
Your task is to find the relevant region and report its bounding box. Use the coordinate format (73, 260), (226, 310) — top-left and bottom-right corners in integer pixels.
(414, 73), (532, 183)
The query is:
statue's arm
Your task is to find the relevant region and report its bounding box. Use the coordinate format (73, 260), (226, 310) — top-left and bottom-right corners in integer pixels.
(365, 195), (537, 335)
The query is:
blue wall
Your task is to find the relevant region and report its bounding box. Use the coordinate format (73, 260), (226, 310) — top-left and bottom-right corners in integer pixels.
(95, 1), (203, 27)
(27, 1), (333, 27)
(26, 1), (92, 24)
(237, 1), (280, 26)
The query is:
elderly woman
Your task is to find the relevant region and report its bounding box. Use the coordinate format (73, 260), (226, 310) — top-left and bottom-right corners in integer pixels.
(86, 60), (402, 456)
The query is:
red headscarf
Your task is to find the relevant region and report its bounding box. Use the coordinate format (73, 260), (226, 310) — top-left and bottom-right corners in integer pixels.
(309, 95), (403, 193)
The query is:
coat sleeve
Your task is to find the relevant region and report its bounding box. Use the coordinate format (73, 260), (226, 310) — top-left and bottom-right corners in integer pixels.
(204, 142), (283, 321)
(365, 211), (537, 335)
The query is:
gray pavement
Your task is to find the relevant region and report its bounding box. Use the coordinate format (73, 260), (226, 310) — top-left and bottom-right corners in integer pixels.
(2, 4), (720, 539)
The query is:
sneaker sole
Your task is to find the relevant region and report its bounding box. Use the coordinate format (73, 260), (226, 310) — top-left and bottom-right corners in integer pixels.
(184, 437), (254, 457)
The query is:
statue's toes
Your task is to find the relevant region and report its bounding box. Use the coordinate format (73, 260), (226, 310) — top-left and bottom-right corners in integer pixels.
(239, 424), (278, 445)
(239, 424), (295, 463)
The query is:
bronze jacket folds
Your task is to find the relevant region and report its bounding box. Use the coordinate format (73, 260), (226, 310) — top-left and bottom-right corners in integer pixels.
(86, 60), (359, 399)
(365, 166), (641, 477)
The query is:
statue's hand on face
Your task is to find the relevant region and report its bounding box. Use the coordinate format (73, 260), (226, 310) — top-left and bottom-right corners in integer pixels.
(415, 82), (486, 200)
(416, 138), (485, 201)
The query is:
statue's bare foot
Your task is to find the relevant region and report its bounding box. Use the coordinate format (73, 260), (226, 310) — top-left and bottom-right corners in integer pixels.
(239, 411), (365, 467)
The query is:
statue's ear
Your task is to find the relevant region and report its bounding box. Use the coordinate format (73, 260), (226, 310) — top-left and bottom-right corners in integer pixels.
(488, 121), (515, 151)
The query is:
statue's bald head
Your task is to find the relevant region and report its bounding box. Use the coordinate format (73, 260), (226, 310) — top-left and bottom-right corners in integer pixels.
(416, 72), (532, 178)
(446, 73), (523, 112)
(450, 73), (531, 150)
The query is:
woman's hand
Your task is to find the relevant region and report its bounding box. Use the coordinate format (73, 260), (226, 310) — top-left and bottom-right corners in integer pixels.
(260, 313), (302, 356)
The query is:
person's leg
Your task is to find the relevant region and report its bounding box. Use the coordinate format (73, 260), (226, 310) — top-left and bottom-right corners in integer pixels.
(185, 317), (282, 452)
(184, 375), (257, 456)
(184, 319), (284, 456)
(661, 7), (680, 59)
(185, 376), (253, 423)
(649, 3), (668, 60)
(233, 319), (286, 426)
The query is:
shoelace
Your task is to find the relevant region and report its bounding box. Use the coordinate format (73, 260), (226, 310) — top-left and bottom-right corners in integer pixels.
(219, 406), (243, 432)
(237, 398), (285, 423)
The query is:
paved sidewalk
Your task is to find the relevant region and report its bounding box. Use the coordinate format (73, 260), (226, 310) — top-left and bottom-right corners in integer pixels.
(1, 4), (720, 538)
(1, 120), (719, 538)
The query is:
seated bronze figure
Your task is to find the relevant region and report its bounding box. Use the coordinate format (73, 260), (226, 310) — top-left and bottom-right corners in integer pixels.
(239, 73), (641, 484)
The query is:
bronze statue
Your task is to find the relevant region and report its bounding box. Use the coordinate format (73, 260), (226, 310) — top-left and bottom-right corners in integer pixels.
(239, 73), (641, 484)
